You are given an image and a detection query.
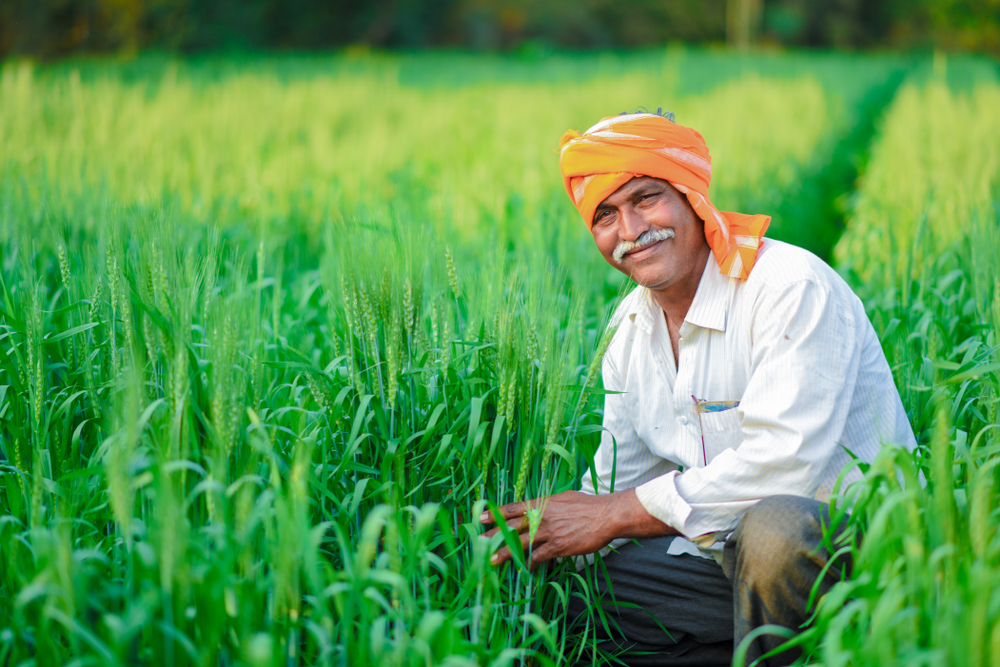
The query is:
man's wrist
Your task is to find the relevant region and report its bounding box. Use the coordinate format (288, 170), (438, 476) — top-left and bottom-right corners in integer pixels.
(604, 488), (678, 540)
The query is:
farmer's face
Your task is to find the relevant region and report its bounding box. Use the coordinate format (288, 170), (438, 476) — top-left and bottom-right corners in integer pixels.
(590, 176), (710, 291)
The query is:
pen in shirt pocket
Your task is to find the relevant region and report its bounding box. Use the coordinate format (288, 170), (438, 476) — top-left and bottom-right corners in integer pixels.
(691, 395), (741, 466)
(692, 398), (740, 413)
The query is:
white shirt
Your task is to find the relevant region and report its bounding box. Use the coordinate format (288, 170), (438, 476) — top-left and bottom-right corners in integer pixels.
(581, 239), (915, 560)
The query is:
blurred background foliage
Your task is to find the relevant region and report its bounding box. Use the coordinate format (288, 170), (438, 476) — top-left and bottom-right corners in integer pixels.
(2, 0), (999, 59)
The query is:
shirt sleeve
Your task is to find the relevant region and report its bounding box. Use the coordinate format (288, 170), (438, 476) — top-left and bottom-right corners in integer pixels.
(635, 279), (860, 542)
(581, 325), (678, 497)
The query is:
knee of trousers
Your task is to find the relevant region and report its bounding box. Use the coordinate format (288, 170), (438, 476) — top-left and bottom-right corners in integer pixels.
(724, 495), (829, 587)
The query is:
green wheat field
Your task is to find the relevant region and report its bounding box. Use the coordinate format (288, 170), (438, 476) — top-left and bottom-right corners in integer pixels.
(1, 49), (999, 666)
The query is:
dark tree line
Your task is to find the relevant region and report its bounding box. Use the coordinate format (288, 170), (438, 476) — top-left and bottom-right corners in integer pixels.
(1, 0), (998, 59)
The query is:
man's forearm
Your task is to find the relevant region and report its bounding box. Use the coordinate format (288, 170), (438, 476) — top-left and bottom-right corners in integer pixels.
(604, 488), (679, 540)
(481, 488), (679, 568)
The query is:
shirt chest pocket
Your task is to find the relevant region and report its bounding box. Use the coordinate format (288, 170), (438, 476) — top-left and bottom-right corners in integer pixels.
(698, 408), (743, 464)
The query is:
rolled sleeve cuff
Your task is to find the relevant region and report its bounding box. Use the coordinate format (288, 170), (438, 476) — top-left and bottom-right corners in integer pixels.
(635, 470), (693, 535)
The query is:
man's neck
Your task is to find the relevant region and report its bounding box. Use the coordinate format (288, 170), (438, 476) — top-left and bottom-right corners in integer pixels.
(648, 245), (711, 328)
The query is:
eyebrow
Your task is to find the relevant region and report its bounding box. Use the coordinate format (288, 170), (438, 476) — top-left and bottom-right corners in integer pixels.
(595, 182), (665, 214)
(630, 183), (665, 199)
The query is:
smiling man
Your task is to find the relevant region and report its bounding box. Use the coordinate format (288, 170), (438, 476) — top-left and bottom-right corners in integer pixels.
(480, 111), (916, 666)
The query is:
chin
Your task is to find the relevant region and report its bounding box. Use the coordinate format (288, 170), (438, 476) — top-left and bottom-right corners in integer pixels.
(628, 269), (671, 289)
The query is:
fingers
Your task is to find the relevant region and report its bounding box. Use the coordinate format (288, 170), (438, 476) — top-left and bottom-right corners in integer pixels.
(479, 497), (550, 569)
(479, 501), (529, 527)
(528, 544), (557, 572)
(489, 530), (533, 566)
(480, 513), (529, 541)
(489, 534), (561, 571)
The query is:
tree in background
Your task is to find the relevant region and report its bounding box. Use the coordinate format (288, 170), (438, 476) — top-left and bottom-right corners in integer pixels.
(892, 0), (1000, 53)
(0, 0), (998, 58)
(1, 0), (146, 56)
(728, 0), (764, 51)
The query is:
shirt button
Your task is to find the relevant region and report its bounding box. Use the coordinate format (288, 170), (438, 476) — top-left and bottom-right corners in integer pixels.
(678, 416), (689, 426)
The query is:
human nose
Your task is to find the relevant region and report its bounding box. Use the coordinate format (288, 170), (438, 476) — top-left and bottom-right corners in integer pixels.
(618, 205), (650, 242)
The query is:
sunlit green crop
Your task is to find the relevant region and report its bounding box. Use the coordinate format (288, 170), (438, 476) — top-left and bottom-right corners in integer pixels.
(808, 64), (1000, 667)
(0, 50), (997, 666)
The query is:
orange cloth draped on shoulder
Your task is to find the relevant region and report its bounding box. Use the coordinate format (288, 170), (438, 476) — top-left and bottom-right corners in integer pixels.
(559, 113), (770, 281)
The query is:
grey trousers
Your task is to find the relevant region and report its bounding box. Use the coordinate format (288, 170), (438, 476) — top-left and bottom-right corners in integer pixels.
(567, 495), (850, 667)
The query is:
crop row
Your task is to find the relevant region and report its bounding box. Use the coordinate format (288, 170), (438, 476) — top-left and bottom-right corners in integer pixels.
(805, 66), (1000, 667)
(0, 52), (995, 665)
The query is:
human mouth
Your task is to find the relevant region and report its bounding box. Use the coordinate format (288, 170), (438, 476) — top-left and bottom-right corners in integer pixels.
(625, 240), (664, 261)
(614, 228), (675, 263)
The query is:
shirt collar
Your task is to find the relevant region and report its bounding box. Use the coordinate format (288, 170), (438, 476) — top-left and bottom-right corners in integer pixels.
(683, 255), (735, 333)
(625, 255), (735, 335)
(626, 288), (657, 334)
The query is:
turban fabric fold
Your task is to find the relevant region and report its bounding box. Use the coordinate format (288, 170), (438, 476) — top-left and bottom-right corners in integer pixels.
(559, 114), (770, 280)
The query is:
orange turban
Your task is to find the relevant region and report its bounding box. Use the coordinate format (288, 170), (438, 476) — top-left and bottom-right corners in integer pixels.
(559, 113), (770, 280)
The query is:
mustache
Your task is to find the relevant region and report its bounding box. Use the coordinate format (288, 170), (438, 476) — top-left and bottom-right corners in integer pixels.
(613, 228), (675, 263)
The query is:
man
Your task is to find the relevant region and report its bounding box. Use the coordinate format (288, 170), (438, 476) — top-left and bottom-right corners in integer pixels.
(480, 111), (915, 666)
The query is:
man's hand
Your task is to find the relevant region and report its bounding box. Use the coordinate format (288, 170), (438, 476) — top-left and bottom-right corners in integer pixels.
(479, 489), (677, 570)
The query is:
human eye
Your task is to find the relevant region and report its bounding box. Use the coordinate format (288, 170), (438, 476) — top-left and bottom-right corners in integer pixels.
(638, 190), (662, 203)
(594, 209), (613, 225)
